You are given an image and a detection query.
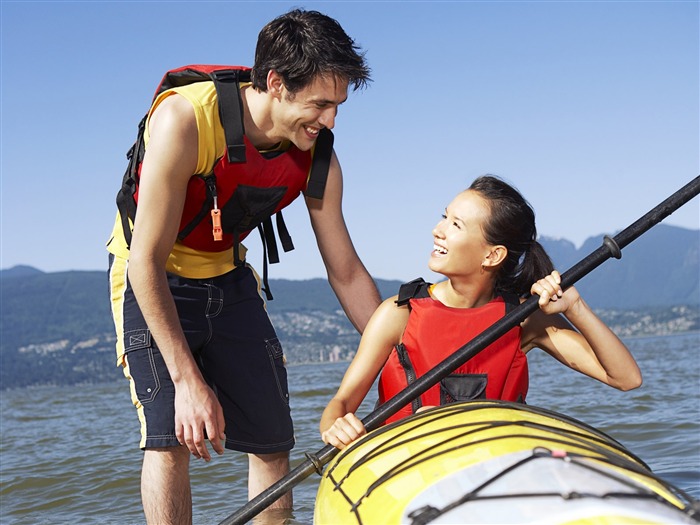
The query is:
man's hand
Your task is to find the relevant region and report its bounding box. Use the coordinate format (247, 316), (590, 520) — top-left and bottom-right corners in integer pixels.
(174, 379), (226, 461)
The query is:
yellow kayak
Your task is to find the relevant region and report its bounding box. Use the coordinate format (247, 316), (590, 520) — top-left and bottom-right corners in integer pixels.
(315, 400), (699, 524)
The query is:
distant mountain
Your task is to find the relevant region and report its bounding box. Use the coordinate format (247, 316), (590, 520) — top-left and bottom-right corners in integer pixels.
(255, 224), (700, 311)
(1, 224), (698, 389)
(539, 224), (699, 308)
(0, 264), (44, 279)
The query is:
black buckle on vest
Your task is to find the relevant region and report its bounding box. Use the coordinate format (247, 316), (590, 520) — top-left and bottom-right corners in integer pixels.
(210, 69), (239, 83)
(226, 144), (247, 164)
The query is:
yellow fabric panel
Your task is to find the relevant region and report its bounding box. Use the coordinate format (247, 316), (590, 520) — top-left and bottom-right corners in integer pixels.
(146, 81), (225, 176)
(106, 82), (241, 278)
(108, 254), (128, 364)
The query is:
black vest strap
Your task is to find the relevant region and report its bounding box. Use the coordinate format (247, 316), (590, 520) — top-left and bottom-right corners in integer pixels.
(252, 213), (295, 301)
(178, 175), (215, 242)
(275, 211), (294, 253)
(116, 175), (137, 249)
(232, 230), (244, 267)
(395, 278), (431, 308)
(210, 69), (247, 164)
(256, 225), (273, 301)
(305, 128), (334, 199)
(116, 114), (148, 249)
(499, 290), (521, 313)
(261, 216), (280, 265)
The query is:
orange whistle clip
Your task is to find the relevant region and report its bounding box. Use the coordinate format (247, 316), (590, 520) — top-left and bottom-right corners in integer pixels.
(211, 209), (222, 241)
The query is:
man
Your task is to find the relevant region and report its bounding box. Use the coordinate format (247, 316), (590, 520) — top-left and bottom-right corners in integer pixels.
(107, 9), (381, 524)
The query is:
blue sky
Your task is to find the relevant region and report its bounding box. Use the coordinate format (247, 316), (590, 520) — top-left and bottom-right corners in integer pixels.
(1, 0), (698, 282)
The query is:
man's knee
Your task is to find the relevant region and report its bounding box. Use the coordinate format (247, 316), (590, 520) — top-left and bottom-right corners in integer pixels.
(250, 451), (289, 465)
(143, 446), (190, 472)
(248, 451), (290, 476)
(248, 452), (292, 506)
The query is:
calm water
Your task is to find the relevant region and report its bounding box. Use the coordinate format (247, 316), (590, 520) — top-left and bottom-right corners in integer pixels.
(1, 332), (698, 524)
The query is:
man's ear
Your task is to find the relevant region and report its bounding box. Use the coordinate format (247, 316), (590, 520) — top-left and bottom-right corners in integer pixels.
(267, 70), (284, 96)
(483, 245), (508, 269)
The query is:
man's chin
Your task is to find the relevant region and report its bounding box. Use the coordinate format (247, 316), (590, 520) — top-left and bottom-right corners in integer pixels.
(292, 137), (315, 152)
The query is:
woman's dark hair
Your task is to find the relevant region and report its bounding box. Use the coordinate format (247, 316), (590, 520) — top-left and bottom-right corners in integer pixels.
(469, 175), (554, 296)
(251, 9), (371, 94)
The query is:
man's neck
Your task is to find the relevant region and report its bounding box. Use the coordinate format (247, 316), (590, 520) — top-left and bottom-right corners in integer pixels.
(240, 85), (280, 150)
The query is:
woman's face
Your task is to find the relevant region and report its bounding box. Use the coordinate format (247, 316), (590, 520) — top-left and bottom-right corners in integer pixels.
(428, 190), (493, 278)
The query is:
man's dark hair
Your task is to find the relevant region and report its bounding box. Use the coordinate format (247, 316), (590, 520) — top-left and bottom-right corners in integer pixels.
(251, 9), (371, 94)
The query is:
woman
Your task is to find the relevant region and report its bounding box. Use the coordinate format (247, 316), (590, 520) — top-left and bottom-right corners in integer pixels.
(320, 175), (642, 449)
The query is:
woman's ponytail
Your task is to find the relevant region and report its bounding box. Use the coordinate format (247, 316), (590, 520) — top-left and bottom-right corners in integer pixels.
(469, 176), (554, 297)
(512, 240), (554, 296)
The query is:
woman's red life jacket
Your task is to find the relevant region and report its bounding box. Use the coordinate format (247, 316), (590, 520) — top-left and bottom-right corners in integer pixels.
(378, 279), (528, 425)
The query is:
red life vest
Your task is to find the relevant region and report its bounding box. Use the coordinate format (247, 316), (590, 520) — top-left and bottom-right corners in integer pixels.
(165, 134), (314, 254)
(116, 65), (333, 298)
(378, 279), (528, 425)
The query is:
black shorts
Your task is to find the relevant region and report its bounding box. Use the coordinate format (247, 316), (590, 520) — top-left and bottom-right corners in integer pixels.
(109, 256), (294, 454)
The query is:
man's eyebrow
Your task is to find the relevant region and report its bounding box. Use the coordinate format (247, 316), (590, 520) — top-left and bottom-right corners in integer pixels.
(312, 96), (348, 106)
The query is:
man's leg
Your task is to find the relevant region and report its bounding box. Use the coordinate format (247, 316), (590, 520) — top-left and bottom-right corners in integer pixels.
(110, 258), (207, 524)
(248, 451), (292, 508)
(142, 446), (191, 525)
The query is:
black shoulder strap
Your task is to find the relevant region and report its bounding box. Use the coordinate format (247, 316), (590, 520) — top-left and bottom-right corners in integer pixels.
(115, 114), (148, 249)
(395, 278), (432, 308)
(210, 69), (249, 164)
(305, 128), (334, 199)
(497, 290), (522, 314)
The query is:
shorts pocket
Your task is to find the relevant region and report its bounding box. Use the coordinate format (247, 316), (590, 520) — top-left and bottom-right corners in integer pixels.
(124, 328), (152, 352)
(265, 338), (289, 405)
(124, 329), (161, 405)
(440, 374), (488, 404)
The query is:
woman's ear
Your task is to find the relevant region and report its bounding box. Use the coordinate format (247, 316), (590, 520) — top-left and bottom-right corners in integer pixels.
(483, 245), (508, 268)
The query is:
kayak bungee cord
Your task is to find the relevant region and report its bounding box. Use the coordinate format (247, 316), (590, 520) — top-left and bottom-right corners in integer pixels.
(326, 400), (648, 486)
(406, 446), (700, 525)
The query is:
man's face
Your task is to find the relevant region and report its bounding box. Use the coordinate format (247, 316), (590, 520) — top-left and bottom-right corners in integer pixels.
(273, 74), (349, 151)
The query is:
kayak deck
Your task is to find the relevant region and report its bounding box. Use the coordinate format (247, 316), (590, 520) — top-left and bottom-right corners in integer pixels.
(315, 400), (699, 524)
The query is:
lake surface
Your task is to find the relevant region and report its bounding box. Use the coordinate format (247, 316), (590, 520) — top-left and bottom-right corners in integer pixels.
(1, 332), (698, 524)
